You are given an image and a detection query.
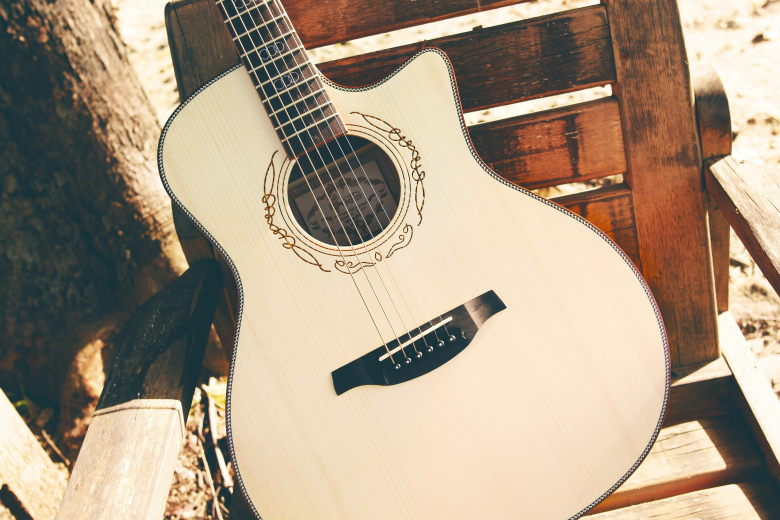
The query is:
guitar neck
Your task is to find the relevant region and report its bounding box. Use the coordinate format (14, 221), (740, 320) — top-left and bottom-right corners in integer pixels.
(215, 0), (346, 159)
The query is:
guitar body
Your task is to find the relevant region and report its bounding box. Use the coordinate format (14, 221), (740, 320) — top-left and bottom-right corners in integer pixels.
(159, 50), (669, 520)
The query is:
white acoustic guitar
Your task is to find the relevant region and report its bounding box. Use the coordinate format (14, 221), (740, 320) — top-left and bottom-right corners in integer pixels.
(158, 0), (669, 518)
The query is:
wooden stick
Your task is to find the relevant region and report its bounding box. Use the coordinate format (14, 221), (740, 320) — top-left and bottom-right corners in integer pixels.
(41, 428), (71, 467)
(205, 379), (235, 492)
(197, 437), (224, 520)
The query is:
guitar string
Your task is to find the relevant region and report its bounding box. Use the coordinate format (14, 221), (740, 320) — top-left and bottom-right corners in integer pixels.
(250, 0), (451, 351)
(252, 0), (441, 355)
(221, 0), (399, 362)
(224, 0), (423, 361)
(260, 0), (453, 344)
(225, 0), (450, 357)
(251, 0), (432, 357)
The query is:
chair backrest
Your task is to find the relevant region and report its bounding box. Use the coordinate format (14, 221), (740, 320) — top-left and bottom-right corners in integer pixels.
(165, 0), (721, 368)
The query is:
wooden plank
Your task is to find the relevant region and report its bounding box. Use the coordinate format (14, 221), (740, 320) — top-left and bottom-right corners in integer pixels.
(0, 389), (68, 520)
(57, 263), (222, 519)
(604, 0), (719, 367)
(167, 2), (616, 113)
(590, 415), (764, 513)
(706, 156), (780, 298)
(551, 184), (641, 271)
(692, 65), (732, 161)
(471, 97), (627, 190)
(165, 0), (239, 99)
(287, 0), (531, 49)
(664, 356), (732, 427)
(692, 64), (733, 313)
(55, 400), (184, 520)
(588, 481), (780, 519)
(720, 311), (780, 488)
(98, 261), (221, 411)
(708, 195), (731, 313)
(319, 5), (616, 112)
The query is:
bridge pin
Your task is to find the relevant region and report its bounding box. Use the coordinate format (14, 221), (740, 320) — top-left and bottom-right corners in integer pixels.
(425, 346), (434, 354)
(415, 351), (423, 359)
(393, 363), (401, 370)
(448, 335), (457, 343)
(403, 357), (413, 365)
(437, 340), (445, 348)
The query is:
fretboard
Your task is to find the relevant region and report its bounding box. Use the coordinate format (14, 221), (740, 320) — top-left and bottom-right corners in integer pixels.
(215, 0), (346, 159)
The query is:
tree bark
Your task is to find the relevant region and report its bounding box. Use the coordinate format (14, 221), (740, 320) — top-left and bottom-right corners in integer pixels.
(0, 0), (187, 459)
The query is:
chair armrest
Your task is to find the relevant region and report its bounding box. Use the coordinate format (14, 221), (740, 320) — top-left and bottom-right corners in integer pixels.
(705, 156), (780, 296)
(56, 260), (222, 520)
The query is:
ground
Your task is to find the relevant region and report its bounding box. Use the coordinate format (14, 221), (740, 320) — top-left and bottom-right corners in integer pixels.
(99, 0), (780, 517)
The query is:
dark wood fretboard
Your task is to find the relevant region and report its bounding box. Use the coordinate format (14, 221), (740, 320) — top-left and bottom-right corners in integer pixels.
(215, 0), (346, 159)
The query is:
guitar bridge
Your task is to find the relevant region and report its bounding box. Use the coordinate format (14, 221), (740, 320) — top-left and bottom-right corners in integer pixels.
(331, 290), (506, 395)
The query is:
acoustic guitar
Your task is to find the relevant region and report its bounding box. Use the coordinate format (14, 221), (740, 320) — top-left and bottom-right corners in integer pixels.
(158, 0), (670, 518)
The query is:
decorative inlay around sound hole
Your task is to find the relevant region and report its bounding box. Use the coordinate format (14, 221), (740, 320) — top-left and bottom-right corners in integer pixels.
(260, 116), (424, 274)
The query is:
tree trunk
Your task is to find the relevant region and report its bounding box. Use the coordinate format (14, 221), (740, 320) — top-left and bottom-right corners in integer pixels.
(0, 0), (187, 460)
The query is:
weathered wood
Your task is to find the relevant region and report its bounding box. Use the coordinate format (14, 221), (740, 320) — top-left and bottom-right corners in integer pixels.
(287, 0), (533, 49)
(471, 97), (627, 190)
(98, 261), (221, 412)
(551, 184), (641, 270)
(591, 415), (764, 513)
(664, 356), (732, 427)
(171, 0), (539, 52)
(588, 481), (780, 519)
(604, 0), (719, 367)
(692, 65), (732, 161)
(319, 5), (616, 112)
(55, 400), (184, 520)
(165, 0), (239, 99)
(705, 156), (780, 298)
(708, 195), (731, 313)
(720, 311), (780, 488)
(57, 262), (221, 519)
(167, 2), (616, 113)
(693, 65), (732, 313)
(0, 390), (68, 520)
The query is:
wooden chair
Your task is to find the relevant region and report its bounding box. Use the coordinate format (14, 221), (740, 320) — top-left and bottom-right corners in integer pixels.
(56, 0), (780, 518)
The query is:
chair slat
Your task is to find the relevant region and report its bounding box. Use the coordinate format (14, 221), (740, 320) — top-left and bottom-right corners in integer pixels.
(287, 0), (531, 49)
(551, 184), (641, 271)
(592, 414), (764, 514)
(319, 5), (616, 112)
(471, 97), (626, 190)
(587, 481), (780, 519)
(166, 0), (238, 99)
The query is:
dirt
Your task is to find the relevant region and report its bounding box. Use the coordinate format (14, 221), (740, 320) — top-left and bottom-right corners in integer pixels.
(101, 0), (780, 517)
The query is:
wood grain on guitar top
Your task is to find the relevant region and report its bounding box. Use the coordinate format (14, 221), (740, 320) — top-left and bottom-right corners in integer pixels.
(159, 51), (669, 519)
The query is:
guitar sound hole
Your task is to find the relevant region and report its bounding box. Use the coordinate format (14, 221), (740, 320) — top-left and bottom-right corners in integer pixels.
(287, 135), (401, 247)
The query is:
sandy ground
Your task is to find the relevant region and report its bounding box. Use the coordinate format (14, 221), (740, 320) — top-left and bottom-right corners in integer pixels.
(110, 0), (780, 516)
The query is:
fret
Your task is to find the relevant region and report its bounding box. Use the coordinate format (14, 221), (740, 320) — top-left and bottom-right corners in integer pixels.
(280, 113), (340, 143)
(216, 0), (346, 159)
(274, 102), (331, 131)
(259, 75), (320, 104)
(283, 117), (345, 158)
(249, 46), (298, 75)
(236, 12), (292, 50)
(259, 60), (311, 88)
(239, 29), (295, 57)
(269, 86), (326, 117)
(232, 14), (286, 40)
(276, 104), (337, 139)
